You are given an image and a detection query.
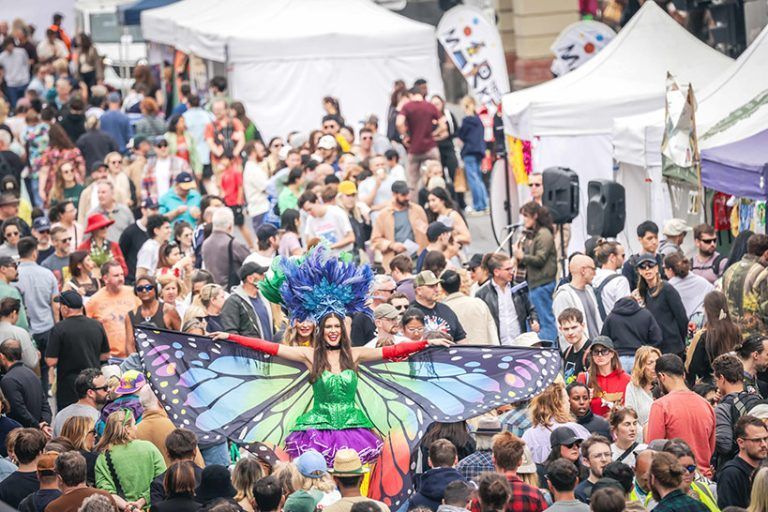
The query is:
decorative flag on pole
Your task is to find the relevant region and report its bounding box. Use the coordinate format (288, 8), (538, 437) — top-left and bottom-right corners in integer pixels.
(437, 5), (510, 110)
(550, 20), (616, 76)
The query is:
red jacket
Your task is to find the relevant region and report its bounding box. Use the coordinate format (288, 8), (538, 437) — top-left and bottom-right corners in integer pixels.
(577, 367), (631, 418)
(77, 238), (128, 277)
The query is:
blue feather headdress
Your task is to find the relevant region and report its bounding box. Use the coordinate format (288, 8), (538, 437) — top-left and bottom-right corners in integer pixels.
(279, 246), (373, 323)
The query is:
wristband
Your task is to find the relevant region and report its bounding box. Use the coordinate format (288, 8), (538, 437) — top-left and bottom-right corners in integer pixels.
(228, 334), (280, 356)
(382, 340), (428, 361)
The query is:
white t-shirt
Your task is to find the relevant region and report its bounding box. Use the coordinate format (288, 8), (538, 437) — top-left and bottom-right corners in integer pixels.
(304, 205), (353, 255)
(358, 175), (394, 223)
(155, 158), (172, 198)
(136, 239), (160, 276)
(244, 251), (274, 268)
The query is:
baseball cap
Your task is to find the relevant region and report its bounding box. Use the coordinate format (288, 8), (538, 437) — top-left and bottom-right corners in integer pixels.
(591, 336), (615, 351)
(550, 426), (582, 448)
(37, 452), (57, 475)
(54, 290), (84, 309)
(238, 261), (268, 281)
(374, 303), (399, 320)
(294, 449), (328, 479)
(391, 180), (410, 195)
(284, 490), (320, 512)
(317, 135), (337, 150)
(90, 161), (108, 174)
(256, 223), (279, 243)
(414, 270), (440, 287)
(175, 172), (196, 189)
(634, 253), (658, 268)
(128, 135), (148, 149)
(464, 253), (484, 270)
(33, 216), (51, 233)
(426, 221), (452, 242)
(338, 180), (357, 196)
(663, 218), (690, 237)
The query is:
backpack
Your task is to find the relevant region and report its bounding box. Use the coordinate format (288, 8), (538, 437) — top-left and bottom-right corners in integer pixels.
(595, 273), (622, 320)
(690, 253), (726, 277)
(718, 392), (763, 467)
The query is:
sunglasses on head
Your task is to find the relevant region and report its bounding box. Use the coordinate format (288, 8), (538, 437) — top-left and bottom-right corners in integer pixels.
(135, 284), (154, 293)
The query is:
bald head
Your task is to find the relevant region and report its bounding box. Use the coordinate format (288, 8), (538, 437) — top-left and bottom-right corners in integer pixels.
(634, 450), (654, 492)
(569, 255), (596, 288)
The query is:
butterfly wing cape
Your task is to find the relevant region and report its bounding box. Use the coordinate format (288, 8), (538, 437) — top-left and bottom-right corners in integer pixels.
(137, 327), (561, 509)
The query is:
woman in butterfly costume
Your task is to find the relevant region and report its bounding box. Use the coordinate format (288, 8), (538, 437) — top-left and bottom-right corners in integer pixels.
(137, 247), (562, 510)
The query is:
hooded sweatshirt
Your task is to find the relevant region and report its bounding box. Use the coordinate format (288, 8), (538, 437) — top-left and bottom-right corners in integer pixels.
(600, 297), (663, 356)
(577, 367), (631, 418)
(408, 467), (467, 512)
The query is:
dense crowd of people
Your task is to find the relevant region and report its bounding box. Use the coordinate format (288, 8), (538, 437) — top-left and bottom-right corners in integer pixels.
(1, 11), (768, 512)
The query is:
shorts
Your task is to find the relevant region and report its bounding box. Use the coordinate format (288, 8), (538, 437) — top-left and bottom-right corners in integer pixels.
(230, 205), (245, 226)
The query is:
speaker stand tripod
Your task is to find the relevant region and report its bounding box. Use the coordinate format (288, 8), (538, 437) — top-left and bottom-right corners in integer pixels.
(557, 223), (568, 279)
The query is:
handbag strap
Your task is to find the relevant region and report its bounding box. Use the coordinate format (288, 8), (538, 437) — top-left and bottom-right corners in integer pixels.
(616, 441), (639, 463)
(104, 450), (126, 498)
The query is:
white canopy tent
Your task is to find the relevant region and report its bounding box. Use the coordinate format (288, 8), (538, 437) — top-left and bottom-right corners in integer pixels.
(141, 0), (443, 138)
(612, 25), (768, 238)
(501, 1), (732, 254)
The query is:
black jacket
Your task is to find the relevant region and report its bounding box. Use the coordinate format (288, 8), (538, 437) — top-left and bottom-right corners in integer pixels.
(601, 297), (663, 356)
(0, 362), (52, 427)
(644, 284), (688, 355)
(220, 286), (275, 339)
(150, 492), (202, 512)
(409, 467), (467, 511)
(576, 409), (611, 438)
(76, 129), (118, 174)
(475, 281), (538, 337)
(717, 456), (755, 509)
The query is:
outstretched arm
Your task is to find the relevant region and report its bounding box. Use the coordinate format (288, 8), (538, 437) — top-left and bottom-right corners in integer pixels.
(214, 332), (312, 365)
(354, 339), (451, 364)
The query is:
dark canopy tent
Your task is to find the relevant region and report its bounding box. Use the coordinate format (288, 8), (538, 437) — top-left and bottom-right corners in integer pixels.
(701, 129), (768, 200)
(119, 0), (180, 25)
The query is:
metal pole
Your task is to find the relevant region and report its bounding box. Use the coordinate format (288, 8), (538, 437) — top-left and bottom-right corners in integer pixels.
(493, 111), (513, 254)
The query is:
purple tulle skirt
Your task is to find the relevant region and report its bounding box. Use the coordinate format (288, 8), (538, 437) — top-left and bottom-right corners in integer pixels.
(285, 428), (383, 465)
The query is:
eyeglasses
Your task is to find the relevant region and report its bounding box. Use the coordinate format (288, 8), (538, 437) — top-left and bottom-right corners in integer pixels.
(684, 464), (697, 473)
(405, 326), (424, 334)
(699, 238), (717, 245)
(592, 348), (612, 357)
(135, 285), (154, 293)
(743, 436), (768, 444)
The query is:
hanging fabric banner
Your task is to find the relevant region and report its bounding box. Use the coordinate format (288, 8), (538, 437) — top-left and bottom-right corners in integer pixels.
(437, 5), (510, 109)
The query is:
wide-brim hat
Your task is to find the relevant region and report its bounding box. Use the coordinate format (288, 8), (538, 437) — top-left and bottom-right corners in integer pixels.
(114, 370), (147, 395)
(84, 212), (115, 234)
(329, 448), (369, 476)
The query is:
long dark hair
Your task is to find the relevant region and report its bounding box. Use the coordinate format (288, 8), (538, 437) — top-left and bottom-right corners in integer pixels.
(48, 123), (75, 150)
(69, 250), (89, 278)
(280, 209), (300, 235)
(310, 313), (356, 383)
(519, 201), (554, 235)
(703, 291), (741, 361)
(231, 101), (252, 129)
(426, 187), (460, 223)
(421, 421), (473, 453)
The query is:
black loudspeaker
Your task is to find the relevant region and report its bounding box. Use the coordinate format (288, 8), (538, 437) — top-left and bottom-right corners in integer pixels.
(542, 167), (580, 224)
(587, 179), (626, 238)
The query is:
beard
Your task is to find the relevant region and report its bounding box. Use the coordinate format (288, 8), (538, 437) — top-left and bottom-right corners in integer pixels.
(650, 486), (661, 502)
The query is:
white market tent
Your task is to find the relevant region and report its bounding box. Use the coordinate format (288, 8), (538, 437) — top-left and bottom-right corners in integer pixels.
(612, 25), (768, 236)
(501, 1), (732, 253)
(141, 0), (443, 138)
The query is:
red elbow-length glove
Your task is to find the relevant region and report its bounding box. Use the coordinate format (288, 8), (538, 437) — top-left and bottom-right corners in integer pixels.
(227, 334), (280, 356)
(382, 340), (428, 361)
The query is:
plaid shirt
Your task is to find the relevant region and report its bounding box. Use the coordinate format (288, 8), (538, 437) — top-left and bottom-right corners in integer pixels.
(457, 450), (494, 481)
(653, 490), (709, 512)
(469, 474), (547, 512)
(500, 402), (532, 437)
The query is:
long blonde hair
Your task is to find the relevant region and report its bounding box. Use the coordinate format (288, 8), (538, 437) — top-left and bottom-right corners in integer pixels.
(61, 416), (96, 451)
(631, 346), (662, 388)
(529, 382), (572, 428)
(96, 409), (136, 452)
(748, 467), (768, 512)
(233, 457), (263, 503)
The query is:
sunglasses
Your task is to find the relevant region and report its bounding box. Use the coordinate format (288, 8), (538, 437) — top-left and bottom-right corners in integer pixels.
(592, 348), (612, 357)
(135, 284), (154, 293)
(393, 304), (407, 311)
(684, 464), (697, 474)
(91, 385), (109, 392)
(564, 441), (582, 449)
(5, 231), (19, 237)
(699, 238), (717, 244)
(637, 263), (657, 270)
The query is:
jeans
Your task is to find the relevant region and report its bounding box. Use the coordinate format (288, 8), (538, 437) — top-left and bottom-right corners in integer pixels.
(406, 147), (440, 201)
(619, 355), (635, 374)
(201, 441), (230, 466)
(6, 84), (27, 109)
(463, 154), (488, 211)
(529, 281), (557, 344)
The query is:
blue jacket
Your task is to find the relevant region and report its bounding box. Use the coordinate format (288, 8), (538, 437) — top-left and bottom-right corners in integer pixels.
(408, 467), (467, 511)
(100, 109), (133, 153)
(457, 114), (486, 158)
